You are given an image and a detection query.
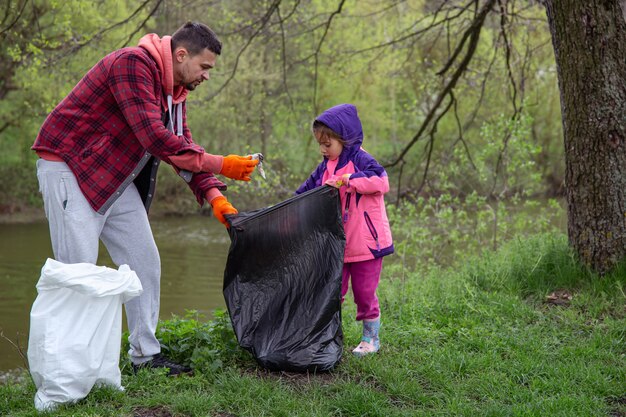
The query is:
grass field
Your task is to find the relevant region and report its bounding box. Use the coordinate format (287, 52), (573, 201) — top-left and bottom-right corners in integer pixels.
(1, 233), (625, 417)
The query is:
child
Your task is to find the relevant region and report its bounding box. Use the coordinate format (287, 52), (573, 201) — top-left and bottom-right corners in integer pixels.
(295, 103), (394, 356)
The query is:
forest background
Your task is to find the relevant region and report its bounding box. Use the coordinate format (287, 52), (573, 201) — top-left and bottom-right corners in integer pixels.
(0, 0), (567, 249)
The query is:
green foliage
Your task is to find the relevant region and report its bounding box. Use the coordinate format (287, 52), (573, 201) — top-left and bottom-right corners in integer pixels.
(386, 193), (564, 273)
(1, 1), (565, 213)
(0, 163), (41, 211)
(0, 1), (155, 150)
(139, 0), (563, 204)
(449, 110), (543, 197)
(465, 233), (626, 308)
(0, 373), (34, 416)
(121, 310), (254, 377)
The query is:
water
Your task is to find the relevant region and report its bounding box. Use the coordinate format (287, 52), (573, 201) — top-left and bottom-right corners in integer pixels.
(0, 216), (231, 372)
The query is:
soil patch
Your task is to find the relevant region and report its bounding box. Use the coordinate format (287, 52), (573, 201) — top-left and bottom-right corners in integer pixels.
(132, 405), (173, 417)
(244, 366), (338, 387)
(545, 289), (573, 306)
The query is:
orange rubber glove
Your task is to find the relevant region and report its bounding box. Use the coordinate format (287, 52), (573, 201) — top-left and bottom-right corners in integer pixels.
(220, 155), (259, 181)
(211, 196), (238, 227)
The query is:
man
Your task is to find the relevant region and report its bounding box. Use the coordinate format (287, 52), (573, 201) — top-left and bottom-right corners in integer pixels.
(32, 22), (257, 375)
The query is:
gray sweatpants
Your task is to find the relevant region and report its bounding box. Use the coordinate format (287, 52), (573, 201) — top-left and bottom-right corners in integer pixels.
(36, 159), (161, 364)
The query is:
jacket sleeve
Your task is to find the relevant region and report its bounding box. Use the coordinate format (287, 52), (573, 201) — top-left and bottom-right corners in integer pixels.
(295, 163), (326, 195)
(348, 151), (390, 195)
(109, 52), (226, 204)
(109, 52), (204, 159)
(188, 172), (227, 206)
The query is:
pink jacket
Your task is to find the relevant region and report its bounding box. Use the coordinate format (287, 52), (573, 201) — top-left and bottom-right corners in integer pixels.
(296, 104), (394, 263)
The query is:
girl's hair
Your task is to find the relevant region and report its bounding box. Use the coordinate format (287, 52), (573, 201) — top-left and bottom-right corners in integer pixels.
(312, 120), (346, 144)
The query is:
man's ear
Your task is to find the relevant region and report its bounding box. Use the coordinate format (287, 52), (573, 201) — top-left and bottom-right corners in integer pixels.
(174, 47), (188, 63)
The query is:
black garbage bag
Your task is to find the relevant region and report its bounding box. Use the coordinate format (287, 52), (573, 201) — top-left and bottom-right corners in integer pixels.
(223, 186), (345, 372)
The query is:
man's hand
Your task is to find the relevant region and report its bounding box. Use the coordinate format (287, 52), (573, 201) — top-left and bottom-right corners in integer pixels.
(220, 155), (259, 181)
(211, 196), (238, 227)
(325, 173), (351, 188)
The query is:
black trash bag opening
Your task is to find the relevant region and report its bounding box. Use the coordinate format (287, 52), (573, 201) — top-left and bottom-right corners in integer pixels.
(223, 186), (345, 372)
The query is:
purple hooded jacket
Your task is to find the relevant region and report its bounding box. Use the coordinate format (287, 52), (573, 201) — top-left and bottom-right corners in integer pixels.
(296, 104), (394, 263)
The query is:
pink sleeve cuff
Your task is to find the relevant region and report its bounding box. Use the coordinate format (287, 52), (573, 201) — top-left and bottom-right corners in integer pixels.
(205, 187), (223, 203)
(168, 152), (224, 174)
(201, 153), (224, 174)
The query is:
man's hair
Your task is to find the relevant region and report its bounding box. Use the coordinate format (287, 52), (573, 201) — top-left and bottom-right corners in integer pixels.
(172, 21), (222, 56)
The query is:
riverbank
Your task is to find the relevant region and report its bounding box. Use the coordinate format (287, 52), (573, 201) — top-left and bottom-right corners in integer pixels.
(0, 203), (214, 225)
(0, 206), (44, 224)
(2, 233), (625, 416)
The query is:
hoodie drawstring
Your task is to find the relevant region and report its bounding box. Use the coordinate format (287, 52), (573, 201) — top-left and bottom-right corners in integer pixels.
(176, 103), (183, 136)
(166, 95), (183, 137)
(167, 95), (174, 133)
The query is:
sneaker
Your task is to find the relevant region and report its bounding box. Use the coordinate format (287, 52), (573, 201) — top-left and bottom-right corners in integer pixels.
(132, 354), (192, 376)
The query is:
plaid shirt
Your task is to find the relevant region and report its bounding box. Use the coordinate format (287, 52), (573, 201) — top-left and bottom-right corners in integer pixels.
(33, 46), (225, 214)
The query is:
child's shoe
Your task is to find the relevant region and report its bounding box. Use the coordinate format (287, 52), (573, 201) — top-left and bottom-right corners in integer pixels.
(352, 318), (380, 357)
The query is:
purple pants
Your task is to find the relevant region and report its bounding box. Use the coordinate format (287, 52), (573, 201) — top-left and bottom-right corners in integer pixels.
(341, 257), (383, 321)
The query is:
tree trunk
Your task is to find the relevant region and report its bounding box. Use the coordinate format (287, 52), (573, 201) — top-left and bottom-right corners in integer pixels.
(544, 0), (626, 274)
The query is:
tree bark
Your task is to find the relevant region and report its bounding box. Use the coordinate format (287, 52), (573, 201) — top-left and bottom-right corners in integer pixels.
(544, 0), (626, 274)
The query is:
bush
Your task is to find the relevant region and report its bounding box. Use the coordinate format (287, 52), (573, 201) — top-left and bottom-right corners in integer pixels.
(121, 310), (254, 376)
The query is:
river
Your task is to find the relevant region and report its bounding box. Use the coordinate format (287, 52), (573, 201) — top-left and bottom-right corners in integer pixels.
(0, 215), (231, 372)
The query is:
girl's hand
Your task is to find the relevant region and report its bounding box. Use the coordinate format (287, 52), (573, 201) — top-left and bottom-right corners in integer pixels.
(325, 174), (351, 188)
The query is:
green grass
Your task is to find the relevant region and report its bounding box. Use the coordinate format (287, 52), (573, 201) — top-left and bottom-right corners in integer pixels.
(1, 233), (625, 416)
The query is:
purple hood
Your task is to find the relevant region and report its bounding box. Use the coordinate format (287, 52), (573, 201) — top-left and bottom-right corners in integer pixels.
(315, 103), (363, 168)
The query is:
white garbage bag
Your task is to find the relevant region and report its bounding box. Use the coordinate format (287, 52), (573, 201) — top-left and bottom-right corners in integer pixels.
(27, 258), (143, 411)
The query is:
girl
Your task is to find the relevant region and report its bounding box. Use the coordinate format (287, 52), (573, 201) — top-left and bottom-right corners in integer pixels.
(296, 103), (394, 356)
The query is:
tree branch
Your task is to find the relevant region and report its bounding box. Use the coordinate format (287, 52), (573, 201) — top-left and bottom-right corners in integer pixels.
(386, 0), (497, 168)
(207, 0), (282, 101)
(450, 90), (478, 172)
(436, 0), (480, 76)
(45, 0), (159, 64)
(120, 0), (164, 48)
(498, 0), (518, 114)
(0, 329), (29, 371)
(415, 93), (455, 196)
(277, 3), (296, 112)
(313, 0), (346, 113)
(349, 0), (474, 56)
(0, 0), (28, 37)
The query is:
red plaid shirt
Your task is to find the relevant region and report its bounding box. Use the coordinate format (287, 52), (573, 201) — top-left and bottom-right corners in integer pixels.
(32, 46), (225, 213)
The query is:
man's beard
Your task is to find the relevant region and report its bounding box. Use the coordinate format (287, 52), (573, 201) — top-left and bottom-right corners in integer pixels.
(185, 82), (197, 91)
